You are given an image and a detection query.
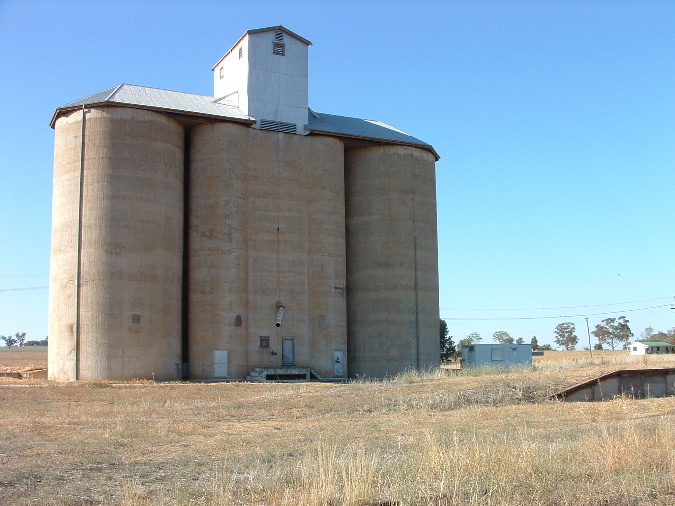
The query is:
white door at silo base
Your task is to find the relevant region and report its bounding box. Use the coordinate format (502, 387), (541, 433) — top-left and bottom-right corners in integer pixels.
(213, 349), (228, 378)
(281, 339), (295, 365)
(334, 351), (344, 377)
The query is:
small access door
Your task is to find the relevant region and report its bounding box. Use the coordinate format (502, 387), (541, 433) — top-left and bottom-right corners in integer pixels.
(281, 339), (295, 366)
(334, 351), (344, 377)
(213, 349), (228, 378)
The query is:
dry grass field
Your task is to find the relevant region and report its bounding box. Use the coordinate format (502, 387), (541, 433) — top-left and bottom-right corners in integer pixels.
(1, 348), (674, 506)
(0, 347), (48, 373)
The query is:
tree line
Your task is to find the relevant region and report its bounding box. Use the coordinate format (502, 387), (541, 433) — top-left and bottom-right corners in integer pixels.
(440, 317), (675, 359)
(1, 333), (48, 347)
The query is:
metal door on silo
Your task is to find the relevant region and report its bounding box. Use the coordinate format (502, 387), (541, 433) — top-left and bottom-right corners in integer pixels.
(213, 349), (228, 378)
(281, 339), (295, 366)
(334, 351), (344, 377)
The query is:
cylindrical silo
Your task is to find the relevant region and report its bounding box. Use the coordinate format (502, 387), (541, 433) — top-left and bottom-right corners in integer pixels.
(48, 107), (184, 381)
(188, 124), (347, 380)
(188, 122), (250, 380)
(345, 144), (439, 378)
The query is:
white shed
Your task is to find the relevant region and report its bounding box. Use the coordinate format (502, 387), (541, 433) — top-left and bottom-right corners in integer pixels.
(627, 341), (675, 355)
(461, 344), (532, 368)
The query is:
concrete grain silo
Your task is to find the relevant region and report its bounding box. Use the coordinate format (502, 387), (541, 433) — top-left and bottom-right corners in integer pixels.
(188, 124), (347, 380)
(48, 26), (440, 381)
(49, 107), (184, 381)
(345, 145), (440, 378)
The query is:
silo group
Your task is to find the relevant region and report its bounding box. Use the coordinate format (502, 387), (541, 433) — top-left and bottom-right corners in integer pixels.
(48, 26), (440, 381)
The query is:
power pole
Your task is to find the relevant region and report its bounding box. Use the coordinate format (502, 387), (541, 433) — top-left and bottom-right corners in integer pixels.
(585, 317), (592, 358)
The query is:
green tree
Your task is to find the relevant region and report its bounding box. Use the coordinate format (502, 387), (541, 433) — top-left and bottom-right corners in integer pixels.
(515, 337), (524, 345)
(492, 330), (514, 344)
(651, 328), (675, 344)
(440, 319), (455, 361)
(553, 322), (578, 350)
(25, 338), (48, 347)
(531, 336), (539, 350)
(458, 332), (481, 348)
(1, 332), (27, 348)
(640, 326), (655, 341)
(1, 334), (19, 348)
(592, 316), (633, 350)
(593, 343), (604, 350)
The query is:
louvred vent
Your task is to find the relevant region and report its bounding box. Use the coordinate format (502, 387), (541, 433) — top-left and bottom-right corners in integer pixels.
(260, 119), (296, 133)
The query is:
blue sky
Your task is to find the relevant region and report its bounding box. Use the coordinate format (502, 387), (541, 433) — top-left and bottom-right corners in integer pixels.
(1, 0), (674, 347)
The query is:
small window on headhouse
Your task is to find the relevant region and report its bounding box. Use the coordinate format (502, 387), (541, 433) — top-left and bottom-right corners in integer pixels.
(259, 336), (270, 348)
(238, 46), (243, 59)
(273, 42), (285, 56)
(132, 314), (141, 324)
(219, 66), (224, 79)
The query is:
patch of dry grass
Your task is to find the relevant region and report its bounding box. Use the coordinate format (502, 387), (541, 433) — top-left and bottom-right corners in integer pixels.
(0, 347), (47, 373)
(1, 350), (674, 505)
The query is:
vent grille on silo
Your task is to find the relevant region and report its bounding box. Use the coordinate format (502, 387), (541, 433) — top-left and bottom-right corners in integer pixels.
(260, 119), (296, 134)
(275, 30), (283, 41)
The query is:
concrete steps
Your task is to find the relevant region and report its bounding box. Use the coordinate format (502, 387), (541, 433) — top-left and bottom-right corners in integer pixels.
(246, 366), (322, 382)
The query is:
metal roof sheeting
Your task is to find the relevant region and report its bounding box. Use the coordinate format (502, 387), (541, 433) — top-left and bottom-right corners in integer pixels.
(50, 84), (253, 127)
(308, 111), (439, 160)
(51, 85), (438, 158)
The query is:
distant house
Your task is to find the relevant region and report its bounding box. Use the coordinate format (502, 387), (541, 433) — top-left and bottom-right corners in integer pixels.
(627, 341), (675, 355)
(460, 344), (532, 367)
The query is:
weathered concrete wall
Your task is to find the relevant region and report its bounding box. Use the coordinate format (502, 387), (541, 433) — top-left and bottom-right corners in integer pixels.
(345, 145), (440, 378)
(189, 123), (347, 379)
(560, 369), (675, 402)
(49, 106), (439, 382)
(49, 107), (184, 381)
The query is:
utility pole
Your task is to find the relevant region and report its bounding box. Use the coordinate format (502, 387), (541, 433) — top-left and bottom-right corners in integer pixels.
(585, 317), (592, 358)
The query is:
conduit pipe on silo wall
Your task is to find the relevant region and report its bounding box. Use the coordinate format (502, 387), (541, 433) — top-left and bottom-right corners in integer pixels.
(75, 105), (87, 380)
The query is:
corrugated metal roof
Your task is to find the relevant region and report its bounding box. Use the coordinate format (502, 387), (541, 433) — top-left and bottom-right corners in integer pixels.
(308, 110), (439, 160)
(50, 84), (253, 127)
(51, 85), (439, 158)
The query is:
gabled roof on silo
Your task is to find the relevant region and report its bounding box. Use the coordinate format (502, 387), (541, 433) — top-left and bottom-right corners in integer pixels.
(308, 110), (440, 160)
(212, 25), (312, 70)
(50, 84), (254, 128)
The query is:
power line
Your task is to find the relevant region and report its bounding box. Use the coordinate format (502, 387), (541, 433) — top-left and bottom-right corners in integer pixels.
(441, 296), (671, 312)
(442, 304), (672, 321)
(0, 286), (49, 293)
(0, 273), (49, 279)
